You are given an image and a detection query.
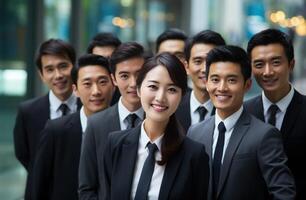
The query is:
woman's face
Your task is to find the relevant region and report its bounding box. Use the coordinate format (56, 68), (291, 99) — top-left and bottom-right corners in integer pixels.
(138, 65), (182, 123)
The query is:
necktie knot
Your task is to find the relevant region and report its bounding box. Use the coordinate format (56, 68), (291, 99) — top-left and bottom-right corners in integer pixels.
(59, 103), (69, 116)
(197, 106), (207, 122)
(218, 122), (226, 134)
(126, 113), (138, 129)
(268, 104), (279, 126)
(147, 142), (158, 155)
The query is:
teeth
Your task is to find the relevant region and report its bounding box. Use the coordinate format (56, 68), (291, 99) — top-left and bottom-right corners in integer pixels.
(216, 95), (230, 101)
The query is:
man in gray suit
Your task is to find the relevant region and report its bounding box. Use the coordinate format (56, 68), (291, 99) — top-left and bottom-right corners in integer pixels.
(78, 42), (145, 200)
(188, 45), (295, 200)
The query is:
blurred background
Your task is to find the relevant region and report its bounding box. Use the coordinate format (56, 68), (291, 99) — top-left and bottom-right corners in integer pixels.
(1, 0), (306, 199)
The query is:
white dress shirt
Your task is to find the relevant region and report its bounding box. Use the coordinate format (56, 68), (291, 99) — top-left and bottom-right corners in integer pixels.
(130, 121), (165, 200)
(79, 106), (87, 134)
(212, 106), (243, 163)
(262, 85), (294, 130)
(190, 91), (214, 124)
(118, 97), (144, 130)
(49, 90), (78, 119)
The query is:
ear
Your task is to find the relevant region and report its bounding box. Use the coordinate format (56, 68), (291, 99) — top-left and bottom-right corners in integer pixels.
(289, 59), (295, 72)
(38, 70), (46, 83)
(137, 87), (141, 98)
(185, 62), (190, 75)
(244, 79), (252, 93)
(111, 73), (118, 86)
(72, 84), (80, 97)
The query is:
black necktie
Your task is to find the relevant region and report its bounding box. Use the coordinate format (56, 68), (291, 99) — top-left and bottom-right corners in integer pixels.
(197, 106), (207, 122)
(267, 104), (279, 126)
(126, 113), (138, 129)
(213, 122), (226, 197)
(59, 104), (69, 116)
(134, 143), (158, 200)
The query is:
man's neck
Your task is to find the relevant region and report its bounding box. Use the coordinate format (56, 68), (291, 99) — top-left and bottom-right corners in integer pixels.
(193, 88), (210, 104)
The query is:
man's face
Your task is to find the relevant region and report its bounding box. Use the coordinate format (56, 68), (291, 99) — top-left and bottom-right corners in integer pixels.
(112, 57), (144, 111)
(92, 46), (116, 58)
(39, 54), (74, 101)
(158, 39), (186, 63)
(187, 43), (216, 92)
(250, 43), (294, 101)
(74, 65), (114, 116)
(206, 61), (251, 119)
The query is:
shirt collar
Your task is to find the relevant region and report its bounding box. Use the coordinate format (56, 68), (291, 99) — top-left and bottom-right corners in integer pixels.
(215, 106), (243, 132)
(118, 97), (144, 122)
(262, 85), (294, 115)
(190, 90), (213, 114)
(140, 120), (164, 153)
(49, 90), (77, 111)
(79, 107), (87, 133)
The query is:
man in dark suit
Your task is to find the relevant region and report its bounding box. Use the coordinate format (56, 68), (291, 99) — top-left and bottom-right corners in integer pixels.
(79, 42), (145, 200)
(176, 30), (225, 131)
(31, 54), (114, 200)
(244, 28), (306, 199)
(13, 39), (78, 199)
(188, 45), (296, 199)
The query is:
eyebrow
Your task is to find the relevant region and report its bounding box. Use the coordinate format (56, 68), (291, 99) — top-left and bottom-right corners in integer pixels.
(81, 75), (110, 81)
(147, 80), (177, 86)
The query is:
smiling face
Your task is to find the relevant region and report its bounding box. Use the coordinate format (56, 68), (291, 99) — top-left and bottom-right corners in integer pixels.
(138, 65), (182, 124)
(250, 43), (293, 102)
(39, 54), (74, 101)
(206, 61), (251, 119)
(74, 65), (114, 116)
(112, 57), (144, 111)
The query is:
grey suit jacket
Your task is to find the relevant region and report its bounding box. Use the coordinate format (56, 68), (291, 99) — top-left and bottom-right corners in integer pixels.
(188, 110), (296, 200)
(79, 104), (121, 200)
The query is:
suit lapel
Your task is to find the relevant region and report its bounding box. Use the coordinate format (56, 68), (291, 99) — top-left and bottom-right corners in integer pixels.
(217, 111), (250, 197)
(116, 126), (140, 198)
(281, 90), (302, 139)
(109, 104), (121, 130)
(252, 96), (264, 121)
(158, 141), (185, 200)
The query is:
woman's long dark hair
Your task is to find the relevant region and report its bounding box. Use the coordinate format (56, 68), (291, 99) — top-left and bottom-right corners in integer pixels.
(136, 52), (188, 165)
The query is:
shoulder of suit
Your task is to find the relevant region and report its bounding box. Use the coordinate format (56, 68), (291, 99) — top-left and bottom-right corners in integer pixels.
(244, 95), (260, 107)
(19, 94), (48, 109)
(88, 103), (117, 122)
(45, 112), (79, 131)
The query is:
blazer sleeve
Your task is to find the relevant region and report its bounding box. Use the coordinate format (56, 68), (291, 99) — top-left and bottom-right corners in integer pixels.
(258, 127), (296, 199)
(31, 121), (55, 200)
(78, 119), (99, 200)
(191, 145), (209, 200)
(13, 105), (30, 170)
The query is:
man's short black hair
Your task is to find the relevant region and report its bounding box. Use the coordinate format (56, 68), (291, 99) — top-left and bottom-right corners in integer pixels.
(71, 54), (110, 85)
(35, 39), (76, 73)
(156, 28), (187, 52)
(247, 28), (294, 62)
(87, 32), (121, 54)
(185, 30), (226, 62)
(109, 42), (144, 74)
(206, 45), (251, 81)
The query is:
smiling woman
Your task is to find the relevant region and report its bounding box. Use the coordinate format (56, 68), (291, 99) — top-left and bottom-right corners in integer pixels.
(102, 52), (210, 200)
